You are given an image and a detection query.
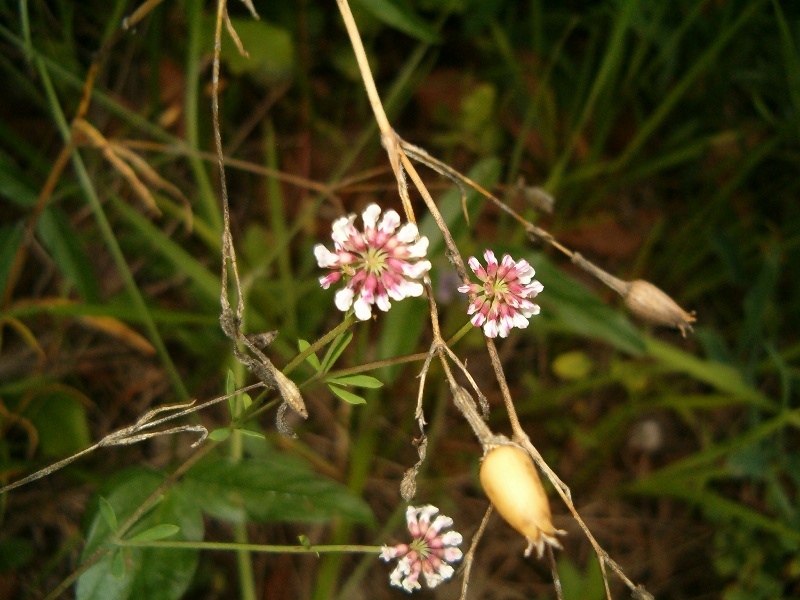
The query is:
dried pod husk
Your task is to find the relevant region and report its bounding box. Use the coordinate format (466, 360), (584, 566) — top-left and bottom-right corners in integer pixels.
(623, 280), (696, 337)
(479, 443), (565, 557)
(273, 369), (308, 419)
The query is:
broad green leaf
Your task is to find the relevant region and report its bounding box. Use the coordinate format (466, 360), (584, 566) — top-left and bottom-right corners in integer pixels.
(646, 337), (770, 405)
(214, 17), (294, 85)
(24, 390), (91, 457)
(354, 0), (440, 43)
(110, 550), (126, 579)
(208, 428), (231, 442)
(298, 339), (322, 371)
(557, 555), (606, 600)
(182, 454), (374, 526)
(38, 208), (101, 302)
(127, 524), (180, 543)
(325, 374), (383, 388)
(320, 331), (353, 373)
(328, 384), (367, 405)
(99, 497), (118, 531)
(77, 468), (203, 600)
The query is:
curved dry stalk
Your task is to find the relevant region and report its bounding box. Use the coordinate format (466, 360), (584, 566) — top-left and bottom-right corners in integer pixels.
(211, 0), (307, 424)
(0, 383), (265, 494)
(516, 432), (641, 597)
(547, 544), (564, 600)
(459, 505), (493, 600)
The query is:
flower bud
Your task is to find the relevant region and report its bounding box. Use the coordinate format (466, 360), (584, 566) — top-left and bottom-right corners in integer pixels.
(623, 280), (696, 337)
(479, 443), (564, 557)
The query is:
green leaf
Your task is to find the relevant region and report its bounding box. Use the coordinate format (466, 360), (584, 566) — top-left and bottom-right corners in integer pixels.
(324, 374), (383, 388)
(320, 331), (353, 373)
(328, 384), (367, 405)
(208, 428), (231, 442)
(99, 497), (118, 532)
(110, 550), (126, 579)
(236, 428), (266, 441)
(226, 371), (236, 415)
(0, 151), (37, 208)
(127, 524), (180, 543)
(557, 554), (606, 600)
(38, 208), (101, 302)
(646, 337), (770, 405)
(77, 468), (203, 600)
(182, 454), (374, 526)
(225, 370), (236, 396)
(24, 390), (91, 458)
(298, 339), (322, 371)
(214, 17), (294, 85)
(353, 0), (440, 43)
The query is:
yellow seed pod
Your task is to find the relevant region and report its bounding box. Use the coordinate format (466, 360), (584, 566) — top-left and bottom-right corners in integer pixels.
(479, 444), (565, 557)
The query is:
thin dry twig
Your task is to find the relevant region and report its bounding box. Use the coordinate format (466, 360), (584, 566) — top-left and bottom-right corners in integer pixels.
(0, 383), (265, 495)
(459, 505), (493, 600)
(210, 0), (307, 427)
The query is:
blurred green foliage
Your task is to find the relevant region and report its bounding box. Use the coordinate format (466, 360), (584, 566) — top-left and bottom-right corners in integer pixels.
(0, 0), (798, 598)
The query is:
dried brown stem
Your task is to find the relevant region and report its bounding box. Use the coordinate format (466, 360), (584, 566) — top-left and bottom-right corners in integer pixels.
(459, 505), (493, 600)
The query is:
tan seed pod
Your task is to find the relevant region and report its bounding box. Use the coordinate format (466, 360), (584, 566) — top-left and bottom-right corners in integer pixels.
(623, 280), (696, 337)
(479, 444), (565, 557)
(273, 369), (308, 419)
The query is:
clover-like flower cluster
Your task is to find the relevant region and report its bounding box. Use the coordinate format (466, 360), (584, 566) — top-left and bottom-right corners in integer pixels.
(380, 505), (463, 593)
(458, 249), (543, 338)
(314, 204), (431, 321)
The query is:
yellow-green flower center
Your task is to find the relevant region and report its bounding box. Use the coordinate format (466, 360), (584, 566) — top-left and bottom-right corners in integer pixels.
(362, 247), (387, 273)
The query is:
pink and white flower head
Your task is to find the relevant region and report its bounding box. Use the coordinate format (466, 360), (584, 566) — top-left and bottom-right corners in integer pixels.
(380, 505), (463, 593)
(458, 250), (543, 338)
(314, 204), (432, 321)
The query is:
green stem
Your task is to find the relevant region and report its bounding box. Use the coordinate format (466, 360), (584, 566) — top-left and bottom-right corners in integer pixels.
(283, 316), (357, 375)
(311, 398), (380, 600)
(184, 0), (222, 235)
(264, 120), (298, 336)
(230, 346), (254, 599)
